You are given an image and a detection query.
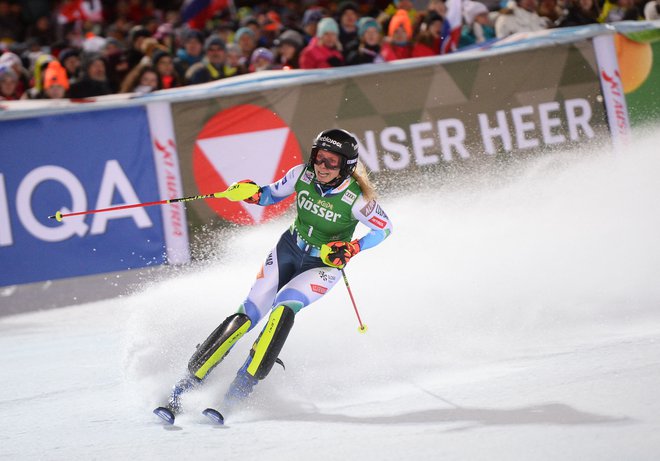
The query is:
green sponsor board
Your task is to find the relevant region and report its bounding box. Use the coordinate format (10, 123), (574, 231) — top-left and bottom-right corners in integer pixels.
(621, 32), (660, 127)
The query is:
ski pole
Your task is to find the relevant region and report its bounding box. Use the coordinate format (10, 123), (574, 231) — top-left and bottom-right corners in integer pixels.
(341, 268), (367, 334)
(47, 181), (260, 222)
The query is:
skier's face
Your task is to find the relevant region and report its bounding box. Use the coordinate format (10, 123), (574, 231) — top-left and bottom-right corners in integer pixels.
(314, 150), (342, 184)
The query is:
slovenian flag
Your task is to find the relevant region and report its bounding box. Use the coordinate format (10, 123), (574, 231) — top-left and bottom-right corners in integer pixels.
(441, 0), (463, 54)
(181, 0), (228, 29)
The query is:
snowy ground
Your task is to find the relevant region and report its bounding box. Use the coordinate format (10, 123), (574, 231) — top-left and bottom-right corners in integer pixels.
(2, 134), (660, 460)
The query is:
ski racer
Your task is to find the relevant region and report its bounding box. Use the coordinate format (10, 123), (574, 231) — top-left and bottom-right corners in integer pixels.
(155, 128), (394, 423)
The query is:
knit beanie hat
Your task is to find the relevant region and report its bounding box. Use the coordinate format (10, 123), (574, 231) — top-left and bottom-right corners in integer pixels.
(251, 47), (274, 63)
(204, 35), (227, 51)
(44, 60), (69, 90)
(302, 9), (324, 27)
(463, 1), (489, 26)
(388, 9), (413, 40)
(0, 52), (23, 70)
(274, 29), (304, 49)
(234, 27), (255, 43)
(316, 17), (339, 37)
(0, 65), (18, 82)
(357, 17), (381, 38)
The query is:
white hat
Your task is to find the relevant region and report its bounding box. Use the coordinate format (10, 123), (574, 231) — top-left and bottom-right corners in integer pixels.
(463, 1), (489, 26)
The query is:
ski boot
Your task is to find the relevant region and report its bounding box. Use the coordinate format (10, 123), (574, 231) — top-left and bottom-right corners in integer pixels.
(223, 305), (294, 408)
(154, 375), (200, 424)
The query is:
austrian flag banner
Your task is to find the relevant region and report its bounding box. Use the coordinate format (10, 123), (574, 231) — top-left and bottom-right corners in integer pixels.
(146, 102), (190, 264)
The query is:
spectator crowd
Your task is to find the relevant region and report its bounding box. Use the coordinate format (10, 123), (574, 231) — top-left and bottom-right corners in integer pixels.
(0, 0), (657, 101)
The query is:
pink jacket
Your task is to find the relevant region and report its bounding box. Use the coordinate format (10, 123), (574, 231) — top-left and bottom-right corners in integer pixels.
(299, 37), (344, 69)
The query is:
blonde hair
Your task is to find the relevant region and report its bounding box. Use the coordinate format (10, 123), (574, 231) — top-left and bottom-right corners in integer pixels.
(351, 161), (377, 202)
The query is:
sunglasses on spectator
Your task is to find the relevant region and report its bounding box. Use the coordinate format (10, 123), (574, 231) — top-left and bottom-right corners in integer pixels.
(314, 153), (341, 170)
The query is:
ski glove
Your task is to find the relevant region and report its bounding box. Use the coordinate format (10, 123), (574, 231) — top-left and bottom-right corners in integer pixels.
(238, 180), (262, 204)
(320, 240), (360, 269)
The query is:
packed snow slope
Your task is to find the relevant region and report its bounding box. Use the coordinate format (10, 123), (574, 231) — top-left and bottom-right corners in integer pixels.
(2, 133), (660, 461)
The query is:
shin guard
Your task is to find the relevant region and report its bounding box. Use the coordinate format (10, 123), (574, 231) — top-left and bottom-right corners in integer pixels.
(246, 305), (295, 380)
(188, 313), (251, 380)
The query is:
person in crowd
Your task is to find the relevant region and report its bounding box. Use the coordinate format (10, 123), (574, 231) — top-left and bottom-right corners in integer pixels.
(151, 49), (181, 89)
(22, 53), (53, 99)
(645, 0), (660, 20)
(0, 65), (20, 100)
(537, 0), (564, 24)
(299, 17), (344, 69)
(241, 15), (269, 48)
(459, 1), (496, 47)
(301, 8), (325, 45)
(0, 51), (29, 98)
(67, 53), (111, 98)
(495, 0), (550, 38)
(225, 43), (245, 76)
(557, 0), (600, 27)
(381, 8), (414, 61)
(233, 26), (257, 73)
(119, 63), (159, 94)
(337, 1), (361, 60)
(103, 38), (130, 93)
(346, 17), (386, 65)
(380, 0), (419, 28)
(154, 22), (177, 55)
(58, 48), (82, 85)
(249, 46), (275, 72)
(174, 29), (205, 78)
(273, 29), (305, 69)
(412, 11), (445, 57)
(598, 0), (641, 22)
(126, 25), (151, 69)
(154, 128), (393, 425)
(42, 60), (69, 99)
(203, 35), (230, 80)
(259, 10), (284, 47)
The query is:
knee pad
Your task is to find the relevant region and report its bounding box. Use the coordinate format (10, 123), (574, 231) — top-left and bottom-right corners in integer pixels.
(246, 305), (295, 380)
(188, 313), (251, 380)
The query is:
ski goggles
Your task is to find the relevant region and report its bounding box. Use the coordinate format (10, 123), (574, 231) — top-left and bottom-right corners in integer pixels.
(313, 152), (342, 170)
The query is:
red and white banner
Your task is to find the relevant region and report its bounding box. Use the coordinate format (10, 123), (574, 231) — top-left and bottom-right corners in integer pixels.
(442, 0), (463, 54)
(593, 35), (631, 153)
(146, 102), (190, 265)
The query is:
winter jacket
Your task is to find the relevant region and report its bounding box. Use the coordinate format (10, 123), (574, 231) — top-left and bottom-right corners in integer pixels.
(381, 41), (413, 61)
(299, 37), (344, 69)
(346, 45), (385, 65)
(495, 2), (549, 38)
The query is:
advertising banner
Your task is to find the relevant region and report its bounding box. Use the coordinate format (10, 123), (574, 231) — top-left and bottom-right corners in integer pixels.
(0, 107), (167, 287)
(170, 40), (609, 226)
(146, 102), (190, 264)
(594, 34), (631, 151)
(615, 30), (660, 127)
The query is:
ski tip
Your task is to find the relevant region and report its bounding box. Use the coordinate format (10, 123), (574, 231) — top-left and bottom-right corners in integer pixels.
(153, 406), (176, 425)
(202, 408), (225, 425)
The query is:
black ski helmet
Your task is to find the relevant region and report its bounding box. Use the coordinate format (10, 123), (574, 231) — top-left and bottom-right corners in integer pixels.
(309, 128), (359, 186)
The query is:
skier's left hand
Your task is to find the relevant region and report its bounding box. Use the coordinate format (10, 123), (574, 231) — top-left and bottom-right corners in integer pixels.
(321, 240), (360, 268)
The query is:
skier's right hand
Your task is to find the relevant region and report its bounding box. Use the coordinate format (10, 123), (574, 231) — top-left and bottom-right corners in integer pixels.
(238, 180), (262, 204)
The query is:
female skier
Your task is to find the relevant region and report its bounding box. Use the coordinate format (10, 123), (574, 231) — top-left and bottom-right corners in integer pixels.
(155, 128), (393, 424)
